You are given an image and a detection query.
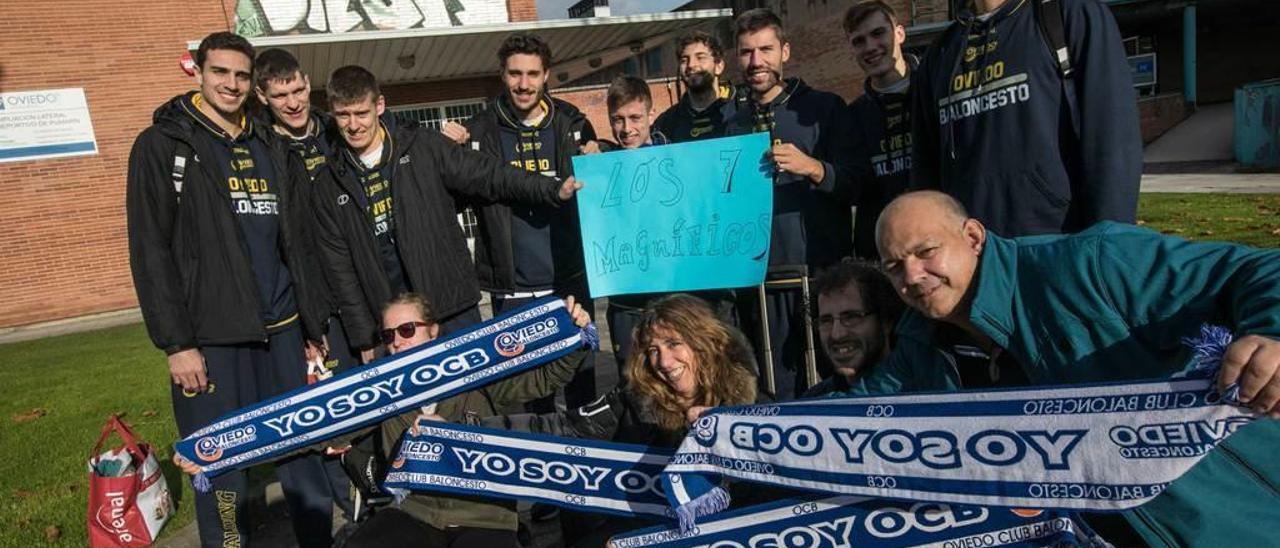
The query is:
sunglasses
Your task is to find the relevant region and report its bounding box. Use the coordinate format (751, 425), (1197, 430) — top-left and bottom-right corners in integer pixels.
(379, 321), (431, 345)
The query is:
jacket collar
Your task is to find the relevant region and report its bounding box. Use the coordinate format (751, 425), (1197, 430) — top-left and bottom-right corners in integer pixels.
(967, 230), (1018, 349)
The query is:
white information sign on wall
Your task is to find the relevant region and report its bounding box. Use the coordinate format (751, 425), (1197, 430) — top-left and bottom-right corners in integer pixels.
(0, 88), (99, 163)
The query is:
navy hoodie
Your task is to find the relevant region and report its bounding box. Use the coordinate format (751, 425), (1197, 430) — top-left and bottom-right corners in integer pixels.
(909, 0), (1140, 237)
(725, 78), (855, 270)
(847, 55), (919, 260)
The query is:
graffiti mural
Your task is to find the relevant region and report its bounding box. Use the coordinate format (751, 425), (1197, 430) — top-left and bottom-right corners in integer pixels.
(234, 0), (509, 37)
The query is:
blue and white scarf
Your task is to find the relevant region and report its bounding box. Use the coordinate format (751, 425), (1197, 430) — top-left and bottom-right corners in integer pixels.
(663, 326), (1259, 526)
(610, 495), (1096, 548)
(384, 421), (675, 518)
(174, 298), (596, 489)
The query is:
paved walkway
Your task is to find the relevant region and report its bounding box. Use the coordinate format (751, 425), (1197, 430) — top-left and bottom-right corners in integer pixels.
(1141, 172), (1280, 193)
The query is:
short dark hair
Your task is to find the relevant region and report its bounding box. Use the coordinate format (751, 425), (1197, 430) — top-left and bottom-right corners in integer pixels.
(814, 258), (905, 327)
(734, 8), (786, 44)
(254, 48), (303, 91)
(843, 0), (900, 34)
(498, 32), (553, 69)
(383, 293), (436, 326)
(606, 76), (652, 113)
(327, 65), (380, 106)
(195, 32), (255, 69)
(676, 30), (723, 62)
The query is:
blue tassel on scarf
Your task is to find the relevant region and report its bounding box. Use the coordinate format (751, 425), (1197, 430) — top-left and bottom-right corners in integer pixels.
(675, 486), (730, 533)
(1180, 324), (1242, 404)
(192, 472), (211, 494)
(582, 323), (601, 351)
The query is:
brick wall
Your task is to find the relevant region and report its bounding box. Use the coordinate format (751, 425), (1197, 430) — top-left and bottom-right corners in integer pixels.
(1138, 93), (1190, 145)
(0, 0), (536, 330)
(0, 0), (235, 329)
(552, 79), (681, 140)
(508, 0), (538, 22)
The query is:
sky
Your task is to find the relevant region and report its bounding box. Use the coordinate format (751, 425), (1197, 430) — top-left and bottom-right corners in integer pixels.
(536, 0), (690, 19)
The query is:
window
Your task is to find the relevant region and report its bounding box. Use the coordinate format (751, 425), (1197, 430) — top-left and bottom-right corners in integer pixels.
(389, 99), (487, 244)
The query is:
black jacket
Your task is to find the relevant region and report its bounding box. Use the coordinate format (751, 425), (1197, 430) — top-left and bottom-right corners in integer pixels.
(909, 0), (1140, 236)
(126, 94), (326, 354)
(725, 78), (857, 270)
(314, 114), (567, 349)
(846, 56), (919, 259)
(461, 96), (597, 295)
(653, 83), (739, 143)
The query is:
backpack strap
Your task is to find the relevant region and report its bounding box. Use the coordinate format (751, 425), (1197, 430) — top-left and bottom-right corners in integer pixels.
(1033, 0), (1082, 139)
(171, 140), (192, 203)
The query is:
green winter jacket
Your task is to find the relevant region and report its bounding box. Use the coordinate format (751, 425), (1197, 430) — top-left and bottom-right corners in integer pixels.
(847, 222), (1280, 547)
(379, 348), (588, 532)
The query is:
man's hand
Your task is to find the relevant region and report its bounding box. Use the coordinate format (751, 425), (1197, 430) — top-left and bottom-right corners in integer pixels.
(580, 140), (602, 155)
(324, 445), (352, 456)
(173, 453), (201, 476)
(563, 295), (590, 328)
(304, 338), (328, 363)
(441, 121), (470, 145)
(169, 348), (208, 394)
(1219, 334), (1280, 417)
(768, 143), (825, 184)
(686, 406), (711, 425)
(558, 176), (583, 201)
(360, 348), (377, 365)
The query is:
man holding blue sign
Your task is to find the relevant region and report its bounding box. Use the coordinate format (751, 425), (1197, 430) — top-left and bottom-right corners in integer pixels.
(727, 8), (858, 399)
(857, 190), (1280, 546)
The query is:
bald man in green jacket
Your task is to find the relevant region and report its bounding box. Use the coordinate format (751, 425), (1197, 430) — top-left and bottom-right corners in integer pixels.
(843, 191), (1280, 546)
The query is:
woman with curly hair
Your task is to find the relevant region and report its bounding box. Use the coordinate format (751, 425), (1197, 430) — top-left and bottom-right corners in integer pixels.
(616, 293), (760, 445)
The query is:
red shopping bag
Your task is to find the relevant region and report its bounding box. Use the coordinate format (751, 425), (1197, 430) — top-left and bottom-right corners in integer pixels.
(87, 415), (173, 547)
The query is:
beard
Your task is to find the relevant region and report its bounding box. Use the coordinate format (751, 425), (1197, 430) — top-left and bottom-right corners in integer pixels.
(683, 70), (715, 92)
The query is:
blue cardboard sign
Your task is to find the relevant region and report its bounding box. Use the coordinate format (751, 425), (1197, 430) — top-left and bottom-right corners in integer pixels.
(572, 133), (773, 298)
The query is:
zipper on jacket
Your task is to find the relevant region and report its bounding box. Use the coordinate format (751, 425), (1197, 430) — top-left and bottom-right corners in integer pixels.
(1218, 444), (1280, 498)
(1129, 507), (1176, 548)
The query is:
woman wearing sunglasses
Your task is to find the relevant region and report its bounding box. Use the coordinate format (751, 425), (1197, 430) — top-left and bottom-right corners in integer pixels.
(333, 292), (593, 548)
(178, 292), (592, 547)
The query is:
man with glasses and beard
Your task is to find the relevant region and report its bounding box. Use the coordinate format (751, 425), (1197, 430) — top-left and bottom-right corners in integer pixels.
(653, 30), (739, 143)
(804, 258), (904, 397)
(727, 8), (857, 399)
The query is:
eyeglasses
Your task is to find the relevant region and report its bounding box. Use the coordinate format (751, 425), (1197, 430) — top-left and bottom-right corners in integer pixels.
(817, 310), (875, 330)
(379, 321), (431, 345)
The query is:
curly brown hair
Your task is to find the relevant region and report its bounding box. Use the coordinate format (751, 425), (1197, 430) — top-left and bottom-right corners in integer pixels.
(624, 294), (758, 431)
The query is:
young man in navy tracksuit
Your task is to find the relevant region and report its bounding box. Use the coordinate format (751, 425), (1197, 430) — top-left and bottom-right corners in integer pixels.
(843, 1), (918, 260)
(127, 33), (338, 548)
(251, 48), (363, 525)
(909, 0), (1141, 237)
(725, 8), (857, 400)
(442, 33), (598, 414)
(312, 65), (582, 359)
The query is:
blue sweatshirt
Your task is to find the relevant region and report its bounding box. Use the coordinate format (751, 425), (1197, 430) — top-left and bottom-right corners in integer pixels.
(909, 0), (1140, 237)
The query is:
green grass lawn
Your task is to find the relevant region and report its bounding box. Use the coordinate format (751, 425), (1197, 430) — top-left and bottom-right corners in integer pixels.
(0, 192), (1275, 546)
(1137, 193), (1280, 247)
(0, 323), (194, 546)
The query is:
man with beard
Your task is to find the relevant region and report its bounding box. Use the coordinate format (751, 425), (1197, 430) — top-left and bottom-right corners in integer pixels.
(843, 1), (917, 260)
(653, 30), (738, 143)
(127, 32), (336, 547)
(803, 258), (904, 397)
(727, 8), (857, 399)
(442, 33), (598, 413)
